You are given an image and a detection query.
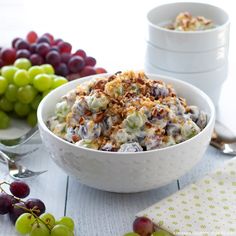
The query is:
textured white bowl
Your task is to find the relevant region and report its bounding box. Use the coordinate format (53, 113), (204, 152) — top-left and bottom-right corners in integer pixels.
(146, 41), (228, 73)
(145, 62), (228, 106)
(147, 2), (230, 52)
(37, 74), (215, 193)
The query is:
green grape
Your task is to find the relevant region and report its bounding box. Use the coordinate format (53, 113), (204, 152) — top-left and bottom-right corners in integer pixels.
(14, 58), (32, 70)
(31, 94), (42, 110)
(0, 76), (8, 94)
(15, 213), (35, 234)
(51, 76), (68, 89)
(28, 66), (44, 83)
(123, 233), (140, 236)
(17, 85), (37, 104)
(0, 97), (13, 112)
(0, 111), (10, 129)
(30, 222), (50, 236)
(27, 112), (37, 127)
(14, 102), (30, 117)
(13, 69), (30, 86)
(1, 66), (18, 83)
(51, 224), (73, 236)
(40, 64), (55, 75)
(5, 84), (18, 102)
(152, 230), (171, 236)
(42, 89), (53, 98)
(56, 216), (74, 231)
(40, 213), (56, 229)
(33, 74), (52, 92)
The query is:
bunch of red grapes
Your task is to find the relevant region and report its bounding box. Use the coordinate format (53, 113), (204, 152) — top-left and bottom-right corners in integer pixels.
(0, 31), (107, 80)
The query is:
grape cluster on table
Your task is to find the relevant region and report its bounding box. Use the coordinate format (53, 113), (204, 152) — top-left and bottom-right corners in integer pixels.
(0, 31), (107, 79)
(0, 180), (75, 236)
(0, 59), (67, 129)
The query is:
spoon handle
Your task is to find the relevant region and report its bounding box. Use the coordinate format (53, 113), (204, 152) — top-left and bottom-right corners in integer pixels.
(214, 120), (236, 143)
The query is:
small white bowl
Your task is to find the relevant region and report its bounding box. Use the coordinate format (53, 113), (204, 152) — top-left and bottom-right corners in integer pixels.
(146, 41), (229, 73)
(147, 2), (230, 52)
(145, 62), (228, 106)
(37, 74), (215, 193)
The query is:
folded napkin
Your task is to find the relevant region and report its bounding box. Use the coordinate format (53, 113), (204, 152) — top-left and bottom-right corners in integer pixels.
(137, 158), (236, 236)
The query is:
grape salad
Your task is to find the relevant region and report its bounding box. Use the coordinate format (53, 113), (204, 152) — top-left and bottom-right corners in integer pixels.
(48, 71), (207, 152)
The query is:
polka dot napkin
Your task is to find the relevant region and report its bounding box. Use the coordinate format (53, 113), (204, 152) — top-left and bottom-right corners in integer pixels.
(137, 158), (236, 236)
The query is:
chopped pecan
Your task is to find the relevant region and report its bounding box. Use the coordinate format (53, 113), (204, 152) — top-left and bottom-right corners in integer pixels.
(79, 117), (85, 125)
(72, 134), (80, 143)
(84, 109), (92, 116)
(94, 112), (105, 123)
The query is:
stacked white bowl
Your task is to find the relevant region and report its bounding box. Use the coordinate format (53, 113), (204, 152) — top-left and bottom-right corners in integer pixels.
(145, 2), (230, 106)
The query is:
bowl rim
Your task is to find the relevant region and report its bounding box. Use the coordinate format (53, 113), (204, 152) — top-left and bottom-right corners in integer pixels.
(147, 2), (230, 35)
(37, 72), (215, 157)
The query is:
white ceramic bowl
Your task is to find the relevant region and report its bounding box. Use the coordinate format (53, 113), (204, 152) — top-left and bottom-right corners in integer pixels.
(146, 41), (228, 73)
(147, 2), (230, 52)
(37, 74), (215, 193)
(145, 62), (228, 106)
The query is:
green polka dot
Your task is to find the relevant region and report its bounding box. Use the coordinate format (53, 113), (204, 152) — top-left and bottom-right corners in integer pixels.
(155, 206), (160, 209)
(209, 205), (215, 209)
(206, 188), (212, 192)
(216, 171), (222, 175)
(197, 211), (203, 214)
(195, 203), (201, 207)
(186, 224), (192, 227)
(180, 193), (186, 196)
(230, 171), (236, 175)
(174, 229), (180, 234)
(203, 234), (209, 236)
(167, 199), (173, 202)
(222, 198), (228, 202)
(211, 213), (217, 216)
(194, 195), (199, 199)
(220, 190), (226, 194)
(233, 191), (236, 194)
(191, 186), (197, 190)
(170, 214), (176, 218)
(156, 213), (162, 217)
(208, 197), (213, 201)
(157, 221), (164, 226)
(200, 225), (206, 229)
(184, 215), (190, 220)
(204, 180), (210, 184)
(232, 182), (236, 186)
(199, 217), (204, 221)
(183, 208), (189, 212)
(168, 207), (174, 211)
(181, 201), (187, 204)
(218, 181), (224, 185)
(223, 206), (229, 210)
(172, 221), (178, 225)
(225, 213), (231, 217)
(229, 228), (235, 232)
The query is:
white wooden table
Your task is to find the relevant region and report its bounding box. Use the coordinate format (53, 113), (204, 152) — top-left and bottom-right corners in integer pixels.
(0, 0), (236, 235)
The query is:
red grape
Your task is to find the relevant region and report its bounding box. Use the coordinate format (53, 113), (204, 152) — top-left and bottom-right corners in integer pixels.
(55, 63), (69, 76)
(36, 43), (50, 57)
(50, 46), (59, 52)
(12, 37), (21, 48)
(61, 53), (71, 63)
(66, 73), (80, 81)
(30, 54), (44, 65)
(9, 202), (27, 223)
(85, 56), (96, 67)
(25, 198), (46, 216)
(42, 33), (54, 44)
(46, 50), (61, 66)
(16, 49), (31, 59)
(1, 48), (16, 65)
(29, 43), (37, 53)
(53, 38), (63, 45)
(95, 67), (107, 74)
(15, 39), (30, 50)
(58, 41), (72, 53)
(133, 217), (154, 236)
(79, 66), (96, 77)
(68, 55), (84, 73)
(37, 36), (51, 45)
(27, 31), (38, 44)
(10, 181), (30, 198)
(0, 59), (4, 67)
(74, 49), (86, 59)
(0, 193), (12, 214)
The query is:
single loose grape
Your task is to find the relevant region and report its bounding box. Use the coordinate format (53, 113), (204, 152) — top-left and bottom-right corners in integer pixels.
(133, 217), (154, 236)
(40, 64), (55, 74)
(17, 85), (37, 104)
(15, 213), (35, 234)
(51, 76), (67, 89)
(27, 112), (37, 127)
(0, 193), (12, 214)
(14, 102), (30, 117)
(14, 58), (32, 70)
(40, 213), (56, 229)
(0, 111), (10, 129)
(0, 97), (13, 112)
(0, 76), (8, 94)
(5, 84), (18, 102)
(56, 216), (74, 231)
(33, 74), (52, 92)
(13, 69), (30, 86)
(28, 66), (44, 83)
(0, 66), (18, 83)
(30, 222), (50, 236)
(10, 181), (30, 198)
(51, 224), (73, 236)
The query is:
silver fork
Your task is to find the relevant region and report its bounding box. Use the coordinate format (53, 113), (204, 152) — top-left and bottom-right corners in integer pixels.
(0, 149), (47, 179)
(0, 126), (39, 148)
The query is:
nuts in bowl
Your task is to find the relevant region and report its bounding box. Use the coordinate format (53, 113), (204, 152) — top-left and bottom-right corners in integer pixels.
(37, 71), (215, 192)
(47, 71), (207, 152)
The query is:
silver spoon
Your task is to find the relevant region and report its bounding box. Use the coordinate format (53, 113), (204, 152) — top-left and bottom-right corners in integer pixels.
(210, 121), (236, 156)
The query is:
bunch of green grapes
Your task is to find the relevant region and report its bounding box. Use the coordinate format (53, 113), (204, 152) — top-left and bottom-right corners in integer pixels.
(0, 58), (67, 129)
